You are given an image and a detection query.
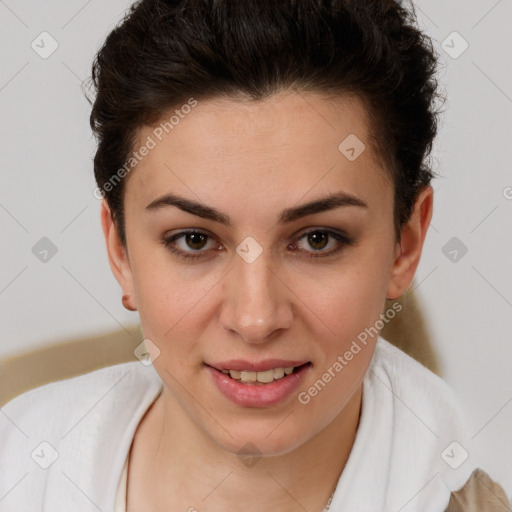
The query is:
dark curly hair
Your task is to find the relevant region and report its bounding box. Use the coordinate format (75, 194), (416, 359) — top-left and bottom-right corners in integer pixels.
(87, 0), (442, 247)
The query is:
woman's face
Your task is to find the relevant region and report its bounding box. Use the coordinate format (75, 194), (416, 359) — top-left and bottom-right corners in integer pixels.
(103, 90), (426, 456)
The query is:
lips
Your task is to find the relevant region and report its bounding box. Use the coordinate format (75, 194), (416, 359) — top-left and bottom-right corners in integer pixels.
(205, 361), (312, 407)
(207, 359), (310, 372)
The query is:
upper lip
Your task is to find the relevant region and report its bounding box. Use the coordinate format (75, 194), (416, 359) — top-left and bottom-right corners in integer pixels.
(207, 359), (311, 372)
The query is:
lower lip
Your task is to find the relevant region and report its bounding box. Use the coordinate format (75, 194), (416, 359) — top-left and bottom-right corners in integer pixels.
(205, 364), (311, 408)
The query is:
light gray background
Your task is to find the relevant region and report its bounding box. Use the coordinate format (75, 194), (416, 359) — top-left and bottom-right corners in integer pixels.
(1, 0), (511, 494)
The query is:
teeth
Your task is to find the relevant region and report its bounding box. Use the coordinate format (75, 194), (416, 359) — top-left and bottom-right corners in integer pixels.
(225, 366), (298, 383)
(273, 367), (285, 379)
(256, 369), (274, 383)
(240, 370), (257, 382)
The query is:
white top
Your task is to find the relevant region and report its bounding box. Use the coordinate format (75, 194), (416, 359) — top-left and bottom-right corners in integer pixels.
(114, 455), (129, 511)
(0, 336), (496, 512)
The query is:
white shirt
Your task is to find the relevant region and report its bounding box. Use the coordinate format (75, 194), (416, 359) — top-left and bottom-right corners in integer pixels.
(114, 456), (129, 511)
(0, 336), (498, 512)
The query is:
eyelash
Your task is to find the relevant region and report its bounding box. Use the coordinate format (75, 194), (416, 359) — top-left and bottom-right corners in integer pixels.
(161, 229), (353, 261)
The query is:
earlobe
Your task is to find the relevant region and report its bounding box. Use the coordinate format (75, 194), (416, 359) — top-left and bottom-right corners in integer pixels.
(100, 200), (137, 308)
(386, 185), (434, 300)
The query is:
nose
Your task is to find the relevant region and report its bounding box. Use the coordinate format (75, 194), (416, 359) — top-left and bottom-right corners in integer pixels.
(219, 251), (293, 344)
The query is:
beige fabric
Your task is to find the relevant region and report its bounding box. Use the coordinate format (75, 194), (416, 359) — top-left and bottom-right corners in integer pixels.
(0, 324), (143, 406)
(382, 293), (440, 375)
(445, 469), (511, 512)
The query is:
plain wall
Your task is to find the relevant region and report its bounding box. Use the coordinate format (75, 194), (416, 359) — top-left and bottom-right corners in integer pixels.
(1, 0), (511, 493)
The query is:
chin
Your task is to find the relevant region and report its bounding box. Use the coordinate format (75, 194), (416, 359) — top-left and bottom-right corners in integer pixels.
(208, 420), (310, 460)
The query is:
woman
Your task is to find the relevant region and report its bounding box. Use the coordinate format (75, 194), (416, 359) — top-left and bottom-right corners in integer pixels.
(0, 0), (509, 510)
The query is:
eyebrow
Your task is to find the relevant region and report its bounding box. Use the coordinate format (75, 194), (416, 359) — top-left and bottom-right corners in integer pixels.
(145, 191), (368, 225)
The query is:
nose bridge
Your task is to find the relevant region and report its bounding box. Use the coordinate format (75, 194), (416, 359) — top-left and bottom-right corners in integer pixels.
(220, 248), (291, 342)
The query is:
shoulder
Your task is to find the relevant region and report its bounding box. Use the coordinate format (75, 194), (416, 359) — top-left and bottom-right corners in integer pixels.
(370, 337), (511, 509)
(0, 361), (162, 500)
(369, 336), (472, 450)
(1, 360), (160, 423)
(0, 361), (162, 468)
(371, 335), (456, 403)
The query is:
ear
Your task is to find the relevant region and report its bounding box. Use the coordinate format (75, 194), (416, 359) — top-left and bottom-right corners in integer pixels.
(100, 199), (137, 310)
(386, 185), (434, 300)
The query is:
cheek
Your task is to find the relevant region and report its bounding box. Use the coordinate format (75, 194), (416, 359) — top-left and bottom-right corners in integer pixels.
(135, 272), (211, 337)
(128, 248), (200, 339)
(128, 225), (224, 317)
(292, 273), (383, 419)
(292, 259), (389, 347)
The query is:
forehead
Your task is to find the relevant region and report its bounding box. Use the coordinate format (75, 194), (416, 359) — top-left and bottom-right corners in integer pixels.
(125, 90), (391, 214)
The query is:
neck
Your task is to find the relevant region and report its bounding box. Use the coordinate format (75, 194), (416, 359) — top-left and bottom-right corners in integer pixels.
(127, 384), (362, 512)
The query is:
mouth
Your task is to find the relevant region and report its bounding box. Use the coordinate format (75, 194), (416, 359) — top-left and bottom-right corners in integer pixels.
(205, 361), (312, 407)
(215, 362), (312, 385)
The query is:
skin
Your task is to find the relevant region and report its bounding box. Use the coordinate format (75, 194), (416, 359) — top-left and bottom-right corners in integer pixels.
(101, 90), (433, 511)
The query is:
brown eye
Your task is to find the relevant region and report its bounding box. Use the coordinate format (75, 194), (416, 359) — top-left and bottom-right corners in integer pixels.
(185, 232), (208, 250)
(307, 231), (329, 250)
(291, 229), (353, 258)
(162, 230), (219, 260)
